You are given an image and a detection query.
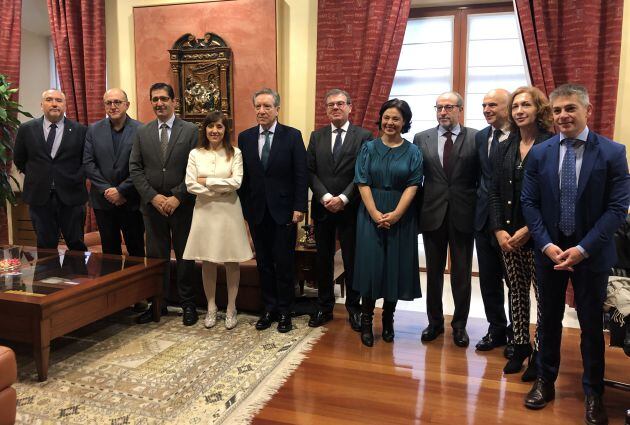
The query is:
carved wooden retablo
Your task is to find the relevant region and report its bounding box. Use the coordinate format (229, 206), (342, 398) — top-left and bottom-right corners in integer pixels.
(169, 32), (233, 132)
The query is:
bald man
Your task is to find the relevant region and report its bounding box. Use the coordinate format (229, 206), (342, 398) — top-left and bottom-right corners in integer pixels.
(14, 89), (88, 250)
(83, 88), (145, 257)
(473, 88), (511, 352)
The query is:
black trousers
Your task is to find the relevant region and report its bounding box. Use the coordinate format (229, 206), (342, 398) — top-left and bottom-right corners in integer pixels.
(314, 209), (360, 314)
(535, 235), (608, 396)
(94, 207), (145, 257)
(474, 225), (508, 336)
(143, 202), (195, 308)
(423, 216), (474, 329)
(249, 208), (297, 315)
(29, 190), (87, 251)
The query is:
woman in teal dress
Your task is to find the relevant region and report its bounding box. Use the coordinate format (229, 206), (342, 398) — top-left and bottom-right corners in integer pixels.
(353, 98), (423, 347)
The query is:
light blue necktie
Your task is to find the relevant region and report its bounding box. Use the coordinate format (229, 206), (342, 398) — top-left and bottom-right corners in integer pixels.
(261, 130), (271, 169)
(559, 139), (577, 236)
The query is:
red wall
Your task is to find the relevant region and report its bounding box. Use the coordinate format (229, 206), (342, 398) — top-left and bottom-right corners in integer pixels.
(133, 0), (277, 138)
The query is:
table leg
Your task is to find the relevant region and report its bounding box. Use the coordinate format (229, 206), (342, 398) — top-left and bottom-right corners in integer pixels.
(151, 296), (161, 322)
(33, 319), (51, 381)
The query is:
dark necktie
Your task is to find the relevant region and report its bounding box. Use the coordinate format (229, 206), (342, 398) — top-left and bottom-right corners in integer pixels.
(559, 139), (578, 236)
(261, 130), (271, 169)
(46, 123), (57, 155)
(443, 131), (453, 174)
(489, 128), (501, 158)
(332, 128), (343, 163)
(160, 123), (169, 162)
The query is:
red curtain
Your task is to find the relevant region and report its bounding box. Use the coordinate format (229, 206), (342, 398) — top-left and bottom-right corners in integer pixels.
(315, 0), (410, 134)
(0, 0), (22, 244)
(47, 0), (106, 126)
(47, 0), (105, 233)
(515, 0), (623, 138)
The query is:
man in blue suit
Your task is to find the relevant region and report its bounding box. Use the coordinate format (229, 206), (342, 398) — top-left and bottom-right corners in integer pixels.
(521, 83), (629, 425)
(474, 88), (510, 352)
(83, 88), (144, 257)
(238, 88), (308, 333)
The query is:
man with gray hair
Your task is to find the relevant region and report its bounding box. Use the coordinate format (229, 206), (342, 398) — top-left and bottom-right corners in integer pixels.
(237, 88), (308, 333)
(413, 91), (479, 348)
(521, 83), (629, 424)
(13, 88), (88, 251)
(306, 89), (372, 330)
(84, 88), (144, 257)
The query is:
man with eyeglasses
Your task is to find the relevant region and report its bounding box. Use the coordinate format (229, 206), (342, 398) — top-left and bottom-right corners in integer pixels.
(14, 88), (88, 251)
(83, 88), (145, 258)
(413, 91), (479, 348)
(237, 88), (307, 333)
(129, 82), (199, 326)
(306, 89), (372, 330)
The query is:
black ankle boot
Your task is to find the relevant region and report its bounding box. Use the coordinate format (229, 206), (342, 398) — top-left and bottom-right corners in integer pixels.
(360, 313), (374, 347)
(382, 311), (394, 343)
(521, 350), (538, 382)
(504, 343), (533, 374)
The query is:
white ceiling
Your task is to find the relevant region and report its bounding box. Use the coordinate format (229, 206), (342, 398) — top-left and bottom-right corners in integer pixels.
(22, 0), (50, 36)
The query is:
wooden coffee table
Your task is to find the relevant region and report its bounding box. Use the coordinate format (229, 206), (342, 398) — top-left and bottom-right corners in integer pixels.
(0, 246), (166, 381)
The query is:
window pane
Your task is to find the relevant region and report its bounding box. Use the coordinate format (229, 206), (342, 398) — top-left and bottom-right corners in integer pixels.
(397, 42), (452, 70)
(403, 16), (453, 44)
(468, 13), (520, 40)
(465, 12), (529, 129)
(391, 69), (451, 96)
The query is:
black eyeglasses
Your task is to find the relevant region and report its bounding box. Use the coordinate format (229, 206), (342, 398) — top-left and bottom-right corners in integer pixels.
(104, 100), (126, 107)
(151, 96), (171, 103)
(434, 104), (459, 112)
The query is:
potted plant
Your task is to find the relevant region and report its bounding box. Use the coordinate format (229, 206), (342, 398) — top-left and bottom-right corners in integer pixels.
(0, 74), (32, 206)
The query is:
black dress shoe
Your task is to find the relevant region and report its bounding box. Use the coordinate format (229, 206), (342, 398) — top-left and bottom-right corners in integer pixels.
(182, 306), (198, 326)
(348, 311), (362, 332)
(308, 310), (333, 327)
(524, 378), (555, 409)
(136, 305), (168, 324)
(255, 312), (277, 330)
(585, 394), (608, 424)
(421, 325), (444, 342)
(277, 314), (292, 333)
(453, 328), (469, 347)
(475, 332), (507, 351)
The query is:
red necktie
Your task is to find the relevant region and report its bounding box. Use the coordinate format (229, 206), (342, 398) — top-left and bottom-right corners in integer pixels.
(443, 131), (453, 174)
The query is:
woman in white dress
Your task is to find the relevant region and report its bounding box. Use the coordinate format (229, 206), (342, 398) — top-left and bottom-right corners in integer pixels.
(183, 111), (253, 329)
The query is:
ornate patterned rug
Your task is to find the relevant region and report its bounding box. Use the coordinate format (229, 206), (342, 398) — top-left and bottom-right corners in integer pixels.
(13, 311), (324, 424)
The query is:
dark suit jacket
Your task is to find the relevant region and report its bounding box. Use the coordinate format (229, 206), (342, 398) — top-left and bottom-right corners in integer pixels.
(307, 123), (373, 221)
(13, 116), (88, 206)
(237, 122), (308, 225)
(474, 126), (497, 231)
(521, 131), (630, 273)
(129, 117), (198, 210)
(83, 115), (142, 210)
(413, 125), (479, 233)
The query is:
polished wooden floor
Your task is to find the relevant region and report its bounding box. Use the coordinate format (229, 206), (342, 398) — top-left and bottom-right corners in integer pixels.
(254, 305), (629, 424)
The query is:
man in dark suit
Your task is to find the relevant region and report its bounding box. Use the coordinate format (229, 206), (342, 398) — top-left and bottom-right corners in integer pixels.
(129, 82), (198, 326)
(413, 91), (479, 348)
(83, 88), (144, 257)
(13, 89), (88, 251)
(521, 84), (629, 424)
(474, 88), (510, 351)
(238, 88), (308, 333)
(306, 88), (372, 330)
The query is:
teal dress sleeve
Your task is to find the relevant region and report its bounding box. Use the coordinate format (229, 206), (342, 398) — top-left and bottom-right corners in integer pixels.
(354, 141), (372, 185)
(407, 144), (423, 187)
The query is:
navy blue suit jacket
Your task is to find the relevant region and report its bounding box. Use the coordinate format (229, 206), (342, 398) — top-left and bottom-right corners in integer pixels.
(83, 115), (141, 210)
(474, 126), (493, 231)
(237, 122), (308, 225)
(521, 131), (630, 272)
